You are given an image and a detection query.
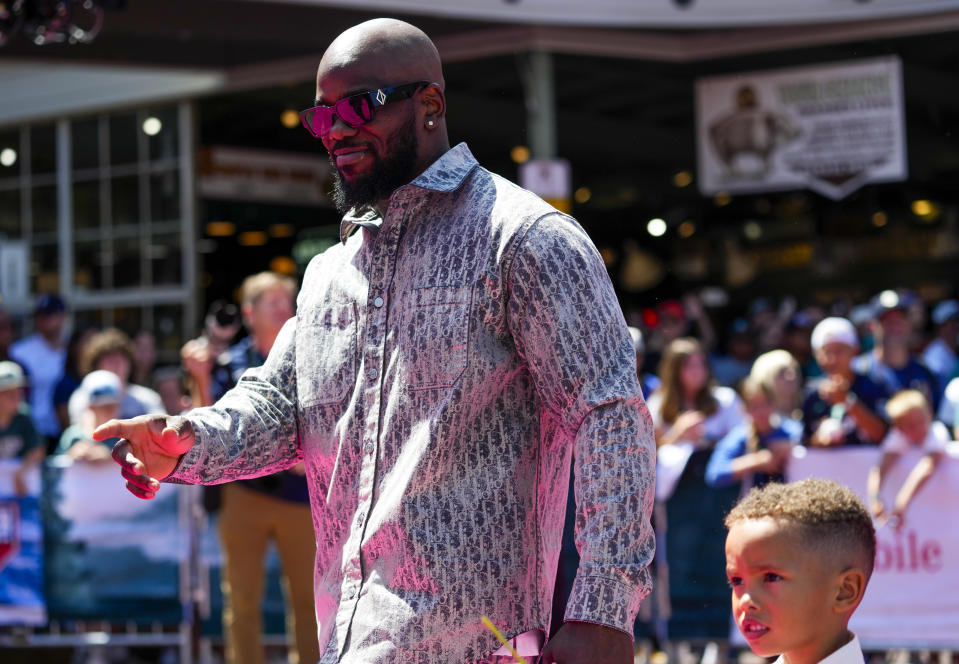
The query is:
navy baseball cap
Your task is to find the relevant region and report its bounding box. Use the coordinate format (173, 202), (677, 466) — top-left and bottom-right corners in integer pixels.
(34, 293), (67, 316)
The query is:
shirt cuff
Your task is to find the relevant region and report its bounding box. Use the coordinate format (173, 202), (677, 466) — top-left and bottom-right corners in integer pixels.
(563, 574), (642, 637)
(161, 416), (207, 484)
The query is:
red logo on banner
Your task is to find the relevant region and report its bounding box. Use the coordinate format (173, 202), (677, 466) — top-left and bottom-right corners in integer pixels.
(0, 501), (21, 572)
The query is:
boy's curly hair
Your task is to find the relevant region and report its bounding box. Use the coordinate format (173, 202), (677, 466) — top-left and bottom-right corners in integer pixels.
(726, 479), (876, 578)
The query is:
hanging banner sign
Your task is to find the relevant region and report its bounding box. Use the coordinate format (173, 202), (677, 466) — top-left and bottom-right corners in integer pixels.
(696, 57), (907, 200)
(783, 446), (959, 648)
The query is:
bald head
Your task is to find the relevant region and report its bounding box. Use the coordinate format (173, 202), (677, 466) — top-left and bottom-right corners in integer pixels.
(319, 19), (444, 93)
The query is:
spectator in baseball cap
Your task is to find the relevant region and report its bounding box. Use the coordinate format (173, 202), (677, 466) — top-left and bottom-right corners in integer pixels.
(854, 290), (940, 412)
(56, 369), (122, 463)
(802, 317), (889, 449)
(922, 299), (959, 391)
(8, 293), (69, 449)
(0, 360), (45, 495)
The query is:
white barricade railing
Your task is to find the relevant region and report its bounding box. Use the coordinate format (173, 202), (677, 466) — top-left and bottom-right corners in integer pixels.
(786, 444), (959, 649)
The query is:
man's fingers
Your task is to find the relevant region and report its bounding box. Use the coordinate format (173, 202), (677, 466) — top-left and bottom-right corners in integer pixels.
(121, 466), (159, 493)
(94, 417), (138, 442)
(111, 440), (142, 471)
(124, 480), (157, 500)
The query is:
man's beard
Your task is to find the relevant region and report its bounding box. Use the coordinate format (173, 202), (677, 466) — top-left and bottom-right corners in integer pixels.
(329, 113), (419, 214)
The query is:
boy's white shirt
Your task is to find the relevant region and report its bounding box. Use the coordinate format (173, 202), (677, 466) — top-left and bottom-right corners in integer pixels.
(881, 420), (951, 454)
(772, 634), (864, 664)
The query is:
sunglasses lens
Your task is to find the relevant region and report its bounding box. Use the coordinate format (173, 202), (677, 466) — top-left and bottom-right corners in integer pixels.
(337, 93), (373, 126)
(300, 108), (333, 138)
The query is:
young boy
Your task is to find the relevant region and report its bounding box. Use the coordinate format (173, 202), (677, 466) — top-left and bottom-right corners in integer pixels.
(867, 389), (949, 528)
(725, 479), (875, 664)
(0, 361), (45, 495)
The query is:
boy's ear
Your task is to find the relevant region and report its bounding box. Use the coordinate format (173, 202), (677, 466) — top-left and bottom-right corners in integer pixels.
(833, 568), (867, 614)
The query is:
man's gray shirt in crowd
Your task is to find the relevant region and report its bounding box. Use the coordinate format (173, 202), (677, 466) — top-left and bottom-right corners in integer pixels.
(170, 143), (655, 663)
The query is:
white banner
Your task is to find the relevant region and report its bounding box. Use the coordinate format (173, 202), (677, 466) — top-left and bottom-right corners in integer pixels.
(696, 57), (907, 200)
(785, 446), (959, 648)
(253, 0), (959, 28)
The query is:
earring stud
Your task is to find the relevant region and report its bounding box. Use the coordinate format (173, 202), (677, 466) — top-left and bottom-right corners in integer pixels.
(426, 120), (435, 128)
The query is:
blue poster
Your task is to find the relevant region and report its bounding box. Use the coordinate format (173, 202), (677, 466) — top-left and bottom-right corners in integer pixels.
(0, 460), (46, 625)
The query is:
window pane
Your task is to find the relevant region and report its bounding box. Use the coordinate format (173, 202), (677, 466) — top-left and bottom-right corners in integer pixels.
(73, 240), (106, 291)
(113, 306), (143, 337)
(113, 235), (142, 287)
(0, 188), (20, 237)
(31, 184), (58, 234)
(147, 106), (179, 161)
(72, 117), (100, 171)
(30, 124), (56, 175)
(154, 304), (187, 358)
(150, 232), (182, 286)
(111, 174), (139, 226)
(73, 180), (100, 230)
(109, 112), (138, 166)
(150, 171), (179, 222)
(31, 243), (59, 294)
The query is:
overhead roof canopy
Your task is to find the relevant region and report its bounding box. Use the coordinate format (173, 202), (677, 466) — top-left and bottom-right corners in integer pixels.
(252, 0), (959, 28)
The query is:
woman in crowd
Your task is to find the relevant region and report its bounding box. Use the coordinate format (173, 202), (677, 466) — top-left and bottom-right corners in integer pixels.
(67, 328), (166, 424)
(646, 337), (744, 637)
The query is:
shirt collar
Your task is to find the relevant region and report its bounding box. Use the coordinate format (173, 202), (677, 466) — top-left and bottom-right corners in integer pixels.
(338, 142), (478, 243)
(773, 635), (864, 664)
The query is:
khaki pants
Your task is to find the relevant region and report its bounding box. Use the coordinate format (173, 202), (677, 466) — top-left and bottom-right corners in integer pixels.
(218, 483), (319, 664)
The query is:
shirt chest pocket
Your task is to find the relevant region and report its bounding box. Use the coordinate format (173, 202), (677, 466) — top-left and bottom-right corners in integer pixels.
(400, 285), (471, 391)
(296, 302), (358, 407)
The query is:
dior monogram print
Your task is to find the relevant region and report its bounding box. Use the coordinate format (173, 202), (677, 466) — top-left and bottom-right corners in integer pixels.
(170, 143), (656, 663)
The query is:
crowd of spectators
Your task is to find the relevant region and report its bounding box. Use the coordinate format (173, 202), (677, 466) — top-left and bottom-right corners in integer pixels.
(618, 286), (958, 644)
(2, 283), (958, 652)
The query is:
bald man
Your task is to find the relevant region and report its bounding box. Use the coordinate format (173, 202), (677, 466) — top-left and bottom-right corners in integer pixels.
(98, 19), (654, 664)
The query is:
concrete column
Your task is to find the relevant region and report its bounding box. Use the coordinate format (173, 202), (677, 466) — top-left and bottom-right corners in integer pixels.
(523, 49), (557, 159)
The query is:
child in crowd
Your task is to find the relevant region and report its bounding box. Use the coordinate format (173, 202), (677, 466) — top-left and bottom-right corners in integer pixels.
(706, 377), (794, 493)
(0, 361), (45, 495)
(867, 389), (949, 528)
(725, 479), (875, 664)
(57, 369), (122, 463)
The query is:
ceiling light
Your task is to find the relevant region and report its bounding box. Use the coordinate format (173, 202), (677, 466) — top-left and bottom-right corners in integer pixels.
(510, 145), (530, 164)
(142, 117), (162, 136)
(647, 218), (667, 237)
(281, 109), (299, 129)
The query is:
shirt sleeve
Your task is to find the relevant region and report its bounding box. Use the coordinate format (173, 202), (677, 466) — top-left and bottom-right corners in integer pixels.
(705, 426), (747, 488)
(167, 316), (301, 485)
(924, 421), (951, 453)
(880, 427), (907, 454)
(505, 212), (655, 636)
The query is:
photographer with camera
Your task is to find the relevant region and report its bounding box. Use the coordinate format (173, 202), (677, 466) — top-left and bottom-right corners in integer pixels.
(181, 272), (317, 664)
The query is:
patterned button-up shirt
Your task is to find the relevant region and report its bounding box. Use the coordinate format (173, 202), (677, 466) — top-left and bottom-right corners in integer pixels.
(171, 143), (655, 663)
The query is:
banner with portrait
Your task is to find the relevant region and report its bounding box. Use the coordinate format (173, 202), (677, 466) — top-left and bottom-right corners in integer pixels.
(696, 57), (907, 200)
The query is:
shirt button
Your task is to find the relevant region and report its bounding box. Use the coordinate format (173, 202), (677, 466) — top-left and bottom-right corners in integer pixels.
(356, 512), (365, 526)
(364, 441), (374, 454)
(367, 367), (378, 379)
(347, 589), (356, 600)
(373, 296), (384, 308)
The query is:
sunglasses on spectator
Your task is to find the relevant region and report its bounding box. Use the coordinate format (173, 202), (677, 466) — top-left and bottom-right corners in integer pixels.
(300, 81), (432, 138)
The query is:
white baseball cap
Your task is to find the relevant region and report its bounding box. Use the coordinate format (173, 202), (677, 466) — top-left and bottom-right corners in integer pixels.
(811, 317), (859, 351)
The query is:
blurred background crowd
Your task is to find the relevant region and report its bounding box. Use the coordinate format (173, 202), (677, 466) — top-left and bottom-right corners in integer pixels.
(3, 276), (959, 660)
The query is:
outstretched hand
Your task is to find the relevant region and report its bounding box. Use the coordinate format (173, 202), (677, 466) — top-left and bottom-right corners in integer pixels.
(540, 621), (633, 664)
(94, 414), (195, 500)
